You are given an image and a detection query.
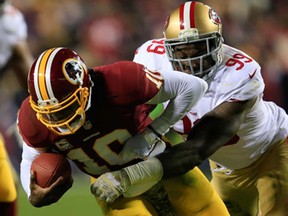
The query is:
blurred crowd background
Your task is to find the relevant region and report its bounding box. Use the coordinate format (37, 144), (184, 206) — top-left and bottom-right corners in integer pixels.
(1, 0), (287, 174)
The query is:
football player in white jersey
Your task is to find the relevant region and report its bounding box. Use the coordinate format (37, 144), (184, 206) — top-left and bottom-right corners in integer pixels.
(0, 0), (33, 215)
(92, 1), (288, 215)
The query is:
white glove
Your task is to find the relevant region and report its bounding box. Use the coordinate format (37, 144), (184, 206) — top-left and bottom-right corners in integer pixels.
(120, 127), (166, 161)
(90, 170), (128, 204)
(91, 158), (163, 204)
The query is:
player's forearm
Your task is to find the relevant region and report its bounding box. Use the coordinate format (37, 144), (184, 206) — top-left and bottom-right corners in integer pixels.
(20, 143), (42, 196)
(148, 71), (207, 135)
(91, 157), (164, 202)
(156, 142), (203, 178)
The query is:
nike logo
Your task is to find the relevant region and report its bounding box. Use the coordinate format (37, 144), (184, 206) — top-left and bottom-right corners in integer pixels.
(249, 69), (257, 79)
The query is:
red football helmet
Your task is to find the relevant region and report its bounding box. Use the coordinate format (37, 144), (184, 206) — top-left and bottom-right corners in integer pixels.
(163, 1), (223, 80)
(28, 47), (90, 135)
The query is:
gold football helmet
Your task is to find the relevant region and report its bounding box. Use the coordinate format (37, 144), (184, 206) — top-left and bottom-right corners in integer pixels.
(28, 47), (90, 135)
(163, 1), (223, 80)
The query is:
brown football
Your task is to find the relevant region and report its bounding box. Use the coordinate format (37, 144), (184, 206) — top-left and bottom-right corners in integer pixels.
(31, 152), (71, 188)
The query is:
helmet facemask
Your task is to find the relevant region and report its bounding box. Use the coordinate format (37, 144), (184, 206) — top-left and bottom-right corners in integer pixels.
(164, 31), (223, 80)
(30, 86), (89, 136)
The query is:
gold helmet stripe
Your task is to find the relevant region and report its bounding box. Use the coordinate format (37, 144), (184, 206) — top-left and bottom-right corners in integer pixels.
(33, 47), (63, 102)
(37, 48), (56, 100)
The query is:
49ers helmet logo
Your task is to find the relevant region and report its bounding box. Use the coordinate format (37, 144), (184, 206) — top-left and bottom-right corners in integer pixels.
(63, 59), (85, 86)
(209, 8), (221, 25)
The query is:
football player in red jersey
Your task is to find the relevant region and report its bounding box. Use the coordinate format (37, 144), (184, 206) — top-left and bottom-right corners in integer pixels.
(17, 47), (228, 215)
(92, 1), (288, 216)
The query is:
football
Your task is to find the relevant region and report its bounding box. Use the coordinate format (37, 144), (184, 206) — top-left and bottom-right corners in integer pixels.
(31, 152), (72, 188)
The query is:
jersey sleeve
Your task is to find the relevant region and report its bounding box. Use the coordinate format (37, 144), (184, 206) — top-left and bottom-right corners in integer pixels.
(221, 64), (264, 102)
(17, 97), (55, 148)
(217, 46), (265, 103)
(148, 70), (207, 135)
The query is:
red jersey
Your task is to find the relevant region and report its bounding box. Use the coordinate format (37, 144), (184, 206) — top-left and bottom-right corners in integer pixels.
(18, 61), (162, 177)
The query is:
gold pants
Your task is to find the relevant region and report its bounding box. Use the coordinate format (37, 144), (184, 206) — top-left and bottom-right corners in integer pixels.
(0, 133), (17, 202)
(210, 138), (288, 216)
(93, 167), (229, 216)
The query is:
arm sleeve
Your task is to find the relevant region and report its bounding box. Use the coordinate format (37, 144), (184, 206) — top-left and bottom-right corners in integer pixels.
(20, 142), (41, 197)
(147, 70), (208, 135)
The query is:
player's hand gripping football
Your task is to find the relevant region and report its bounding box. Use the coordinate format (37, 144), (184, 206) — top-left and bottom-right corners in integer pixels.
(28, 170), (74, 207)
(120, 127), (166, 161)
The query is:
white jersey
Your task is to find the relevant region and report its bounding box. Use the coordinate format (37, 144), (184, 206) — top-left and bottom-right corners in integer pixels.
(134, 38), (288, 170)
(0, 4), (27, 69)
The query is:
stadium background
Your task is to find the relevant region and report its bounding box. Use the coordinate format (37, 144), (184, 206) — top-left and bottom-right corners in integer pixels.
(0, 0), (287, 215)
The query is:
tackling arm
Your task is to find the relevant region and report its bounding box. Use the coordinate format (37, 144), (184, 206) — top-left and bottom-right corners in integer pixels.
(147, 70), (208, 135)
(158, 99), (256, 178)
